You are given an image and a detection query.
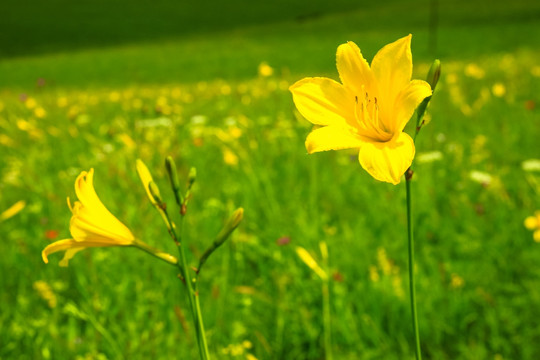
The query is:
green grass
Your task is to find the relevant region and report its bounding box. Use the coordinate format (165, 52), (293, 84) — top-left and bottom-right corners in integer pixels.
(1, 1), (540, 359)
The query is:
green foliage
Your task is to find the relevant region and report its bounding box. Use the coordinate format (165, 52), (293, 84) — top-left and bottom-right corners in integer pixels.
(1, 1), (540, 359)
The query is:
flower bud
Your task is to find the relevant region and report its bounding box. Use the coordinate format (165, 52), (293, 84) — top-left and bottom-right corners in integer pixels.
(148, 181), (163, 206)
(197, 208), (244, 273)
(136, 159), (159, 206)
(165, 156), (183, 206)
(427, 59), (441, 91)
(188, 167), (197, 188)
(215, 208), (244, 245)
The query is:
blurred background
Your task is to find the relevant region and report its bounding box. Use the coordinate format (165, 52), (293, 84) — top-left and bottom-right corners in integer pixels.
(1, 0), (539, 359)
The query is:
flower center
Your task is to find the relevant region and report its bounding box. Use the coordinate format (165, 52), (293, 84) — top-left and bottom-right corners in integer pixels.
(353, 86), (392, 142)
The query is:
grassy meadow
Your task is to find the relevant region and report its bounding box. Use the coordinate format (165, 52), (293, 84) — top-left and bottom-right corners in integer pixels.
(1, 0), (540, 359)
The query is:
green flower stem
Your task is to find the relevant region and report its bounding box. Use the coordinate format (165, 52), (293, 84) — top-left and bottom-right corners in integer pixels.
(322, 278), (333, 360)
(193, 282), (210, 356)
(132, 239), (178, 266)
(406, 170), (422, 360)
(163, 210), (210, 360)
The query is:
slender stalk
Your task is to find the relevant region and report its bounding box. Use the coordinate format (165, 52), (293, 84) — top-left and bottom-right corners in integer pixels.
(406, 170), (422, 360)
(163, 210), (210, 360)
(193, 282), (210, 356)
(322, 278), (333, 360)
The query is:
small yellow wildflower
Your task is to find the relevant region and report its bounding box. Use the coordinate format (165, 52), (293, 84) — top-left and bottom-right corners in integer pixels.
(465, 63), (485, 79)
(221, 84), (232, 95)
(42, 169), (136, 266)
(392, 272), (405, 298)
(377, 247), (392, 276)
(492, 83), (506, 97)
(524, 211), (540, 242)
(0, 134), (14, 147)
(223, 148), (239, 166)
(25, 97), (37, 109)
(290, 35), (431, 184)
(258, 62), (274, 77)
(33, 280), (57, 308)
(450, 273), (464, 289)
(118, 133), (136, 149)
(109, 92), (121, 102)
(17, 119), (34, 131)
(56, 96), (68, 108)
(34, 107), (47, 118)
(369, 265), (380, 282)
(171, 87), (182, 99)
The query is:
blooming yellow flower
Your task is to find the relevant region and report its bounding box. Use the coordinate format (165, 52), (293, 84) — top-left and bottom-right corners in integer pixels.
(42, 169), (136, 266)
(290, 35), (432, 184)
(524, 211), (540, 242)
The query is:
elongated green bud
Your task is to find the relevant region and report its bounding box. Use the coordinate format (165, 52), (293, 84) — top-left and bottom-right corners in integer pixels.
(197, 208), (244, 274)
(415, 59), (441, 130)
(215, 208), (244, 244)
(165, 156), (183, 206)
(188, 167), (197, 189)
(427, 59), (441, 91)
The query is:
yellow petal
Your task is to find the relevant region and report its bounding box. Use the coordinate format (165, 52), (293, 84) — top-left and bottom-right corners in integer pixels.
(305, 125), (364, 154)
(358, 132), (415, 185)
(74, 170), (121, 224)
(392, 79), (432, 133)
(371, 35), (413, 121)
(336, 41), (375, 95)
(70, 215), (134, 244)
(71, 170), (135, 243)
(42, 238), (129, 266)
(59, 248), (86, 267)
(42, 239), (98, 264)
(290, 77), (354, 126)
(534, 230), (540, 243)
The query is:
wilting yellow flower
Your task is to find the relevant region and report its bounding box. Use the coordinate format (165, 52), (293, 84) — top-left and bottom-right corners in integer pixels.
(42, 169), (136, 266)
(290, 35), (431, 184)
(524, 211), (540, 242)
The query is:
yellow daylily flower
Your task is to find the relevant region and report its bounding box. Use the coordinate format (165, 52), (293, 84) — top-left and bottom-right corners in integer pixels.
(290, 35), (432, 184)
(42, 169), (135, 266)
